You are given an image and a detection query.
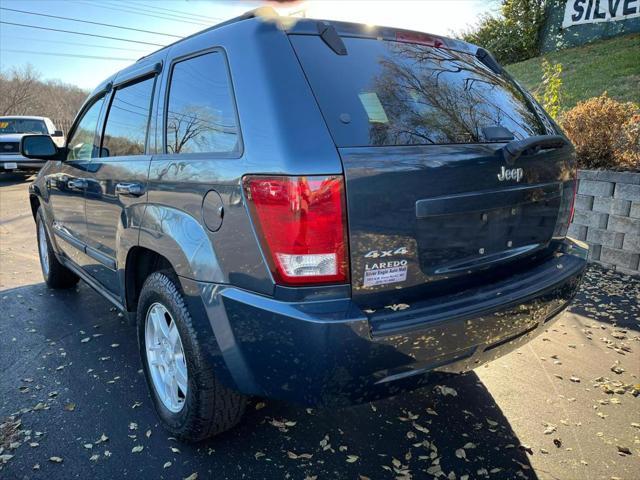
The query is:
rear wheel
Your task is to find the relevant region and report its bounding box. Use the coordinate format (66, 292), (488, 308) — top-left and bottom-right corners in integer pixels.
(137, 271), (246, 441)
(36, 208), (79, 289)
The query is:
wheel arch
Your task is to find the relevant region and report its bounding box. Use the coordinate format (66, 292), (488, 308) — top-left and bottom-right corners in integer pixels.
(123, 246), (173, 312)
(136, 203), (225, 283)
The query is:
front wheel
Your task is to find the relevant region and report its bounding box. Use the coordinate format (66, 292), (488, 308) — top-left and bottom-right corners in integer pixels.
(36, 208), (79, 289)
(137, 271), (246, 441)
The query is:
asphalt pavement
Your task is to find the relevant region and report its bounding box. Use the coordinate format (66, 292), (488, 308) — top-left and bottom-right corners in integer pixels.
(1, 172), (639, 480)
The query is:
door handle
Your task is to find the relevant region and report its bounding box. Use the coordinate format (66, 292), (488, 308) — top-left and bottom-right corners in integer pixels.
(115, 182), (145, 197)
(67, 178), (88, 189)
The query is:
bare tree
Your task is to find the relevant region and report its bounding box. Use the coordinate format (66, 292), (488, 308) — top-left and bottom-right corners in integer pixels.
(167, 105), (236, 154)
(0, 64), (89, 133)
(0, 64), (41, 116)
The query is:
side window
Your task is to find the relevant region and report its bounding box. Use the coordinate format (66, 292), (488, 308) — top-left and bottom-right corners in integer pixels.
(101, 77), (155, 158)
(66, 97), (104, 161)
(166, 52), (239, 154)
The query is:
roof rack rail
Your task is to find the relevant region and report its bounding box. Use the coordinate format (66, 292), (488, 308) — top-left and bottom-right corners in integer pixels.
(137, 6), (279, 62)
(220, 6), (278, 27)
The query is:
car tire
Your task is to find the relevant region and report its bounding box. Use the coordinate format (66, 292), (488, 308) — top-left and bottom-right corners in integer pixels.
(137, 271), (247, 441)
(36, 208), (79, 289)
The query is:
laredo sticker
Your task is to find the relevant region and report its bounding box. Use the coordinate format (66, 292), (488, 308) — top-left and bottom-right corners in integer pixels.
(363, 260), (408, 287)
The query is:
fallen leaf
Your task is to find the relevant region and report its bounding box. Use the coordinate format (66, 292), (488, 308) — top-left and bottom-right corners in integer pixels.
(617, 445), (631, 456)
(346, 455), (359, 463)
(163, 461), (172, 468)
(131, 445), (144, 453)
(435, 385), (458, 397)
(455, 448), (466, 459)
(287, 451), (313, 460)
(49, 456), (63, 463)
(64, 403), (76, 412)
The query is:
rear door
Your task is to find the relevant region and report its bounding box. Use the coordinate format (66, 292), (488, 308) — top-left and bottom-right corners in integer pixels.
(83, 73), (157, 294)
(290, 34), (576, 308)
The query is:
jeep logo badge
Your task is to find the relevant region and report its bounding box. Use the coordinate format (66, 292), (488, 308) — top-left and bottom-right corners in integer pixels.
(497, 166), (524, 182)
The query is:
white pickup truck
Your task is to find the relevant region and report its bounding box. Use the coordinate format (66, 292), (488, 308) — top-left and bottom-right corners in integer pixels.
(0, 116), (65, 172)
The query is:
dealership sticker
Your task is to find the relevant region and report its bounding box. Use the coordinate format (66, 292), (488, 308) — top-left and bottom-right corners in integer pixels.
(363, 260), (408, 287)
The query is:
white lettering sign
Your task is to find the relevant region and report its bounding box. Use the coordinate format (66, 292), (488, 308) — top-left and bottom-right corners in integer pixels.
(562, 0), (640, 28)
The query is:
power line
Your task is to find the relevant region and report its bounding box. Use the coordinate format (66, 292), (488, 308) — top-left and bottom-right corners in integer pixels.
(0, 7), (184, 38)
(101, 0), (215, 25)
(129, 1), (224, 22)
(74, 0), (212, 27)
(0, 21), (166, 47)
(0, 48), (137, 61)
(0, 35), (151, 53)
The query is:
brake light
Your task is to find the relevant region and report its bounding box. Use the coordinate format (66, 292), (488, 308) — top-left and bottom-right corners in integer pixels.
(243, 175), (349, 286)
(395, 31), (447, 48)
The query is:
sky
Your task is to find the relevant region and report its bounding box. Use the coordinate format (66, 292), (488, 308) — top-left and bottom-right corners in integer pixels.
(0, 0), (498, 91)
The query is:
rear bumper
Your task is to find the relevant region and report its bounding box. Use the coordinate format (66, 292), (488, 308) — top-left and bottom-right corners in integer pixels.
(182, 238), (588, 406)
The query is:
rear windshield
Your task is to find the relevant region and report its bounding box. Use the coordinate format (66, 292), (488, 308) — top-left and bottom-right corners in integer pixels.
(289, 35), (545, 147)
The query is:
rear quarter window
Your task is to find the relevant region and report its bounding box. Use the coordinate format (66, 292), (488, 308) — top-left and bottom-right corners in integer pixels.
(165, 51), (240, 155)
(289, 35), (545, 147)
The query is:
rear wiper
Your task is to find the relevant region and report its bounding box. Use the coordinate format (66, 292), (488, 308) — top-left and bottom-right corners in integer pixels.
(502, 135), (568, 164)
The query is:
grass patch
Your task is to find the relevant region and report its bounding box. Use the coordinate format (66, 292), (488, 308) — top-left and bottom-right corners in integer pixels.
(506, 33), (639, 112)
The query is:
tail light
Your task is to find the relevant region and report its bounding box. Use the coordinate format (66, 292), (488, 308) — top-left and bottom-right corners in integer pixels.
(568, 167), (578, 224)
(568, 178), (578, 224)
(243, 175), (349, 286)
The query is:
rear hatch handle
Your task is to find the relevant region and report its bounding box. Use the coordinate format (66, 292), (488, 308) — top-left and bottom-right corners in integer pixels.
(502, 135), (568, 165)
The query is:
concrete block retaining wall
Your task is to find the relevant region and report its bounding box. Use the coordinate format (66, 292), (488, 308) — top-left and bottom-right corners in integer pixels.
(568, 170), (640, 276)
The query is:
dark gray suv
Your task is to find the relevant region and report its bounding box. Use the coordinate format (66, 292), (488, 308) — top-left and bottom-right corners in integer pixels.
(22, 9), (587, 441)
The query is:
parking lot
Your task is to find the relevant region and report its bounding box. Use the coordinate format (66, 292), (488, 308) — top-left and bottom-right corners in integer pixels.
(1, 172), (639, 480)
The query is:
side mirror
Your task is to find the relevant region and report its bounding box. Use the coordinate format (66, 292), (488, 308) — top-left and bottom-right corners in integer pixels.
(20, 134), (59, 160)
(52, 130), (64, 137)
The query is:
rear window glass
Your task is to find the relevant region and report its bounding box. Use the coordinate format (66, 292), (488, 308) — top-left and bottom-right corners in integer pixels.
(289, 35), (545, 147)
(165, 51), (240, 155)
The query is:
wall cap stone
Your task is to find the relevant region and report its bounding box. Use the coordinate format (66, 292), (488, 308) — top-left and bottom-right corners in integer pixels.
(578, 169), (640, 185)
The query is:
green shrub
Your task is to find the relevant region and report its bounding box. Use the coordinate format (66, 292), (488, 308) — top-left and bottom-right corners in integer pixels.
(560, 94), (640, 171)
(534, 59), (563, 119)
(458, 0), (548, 65)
